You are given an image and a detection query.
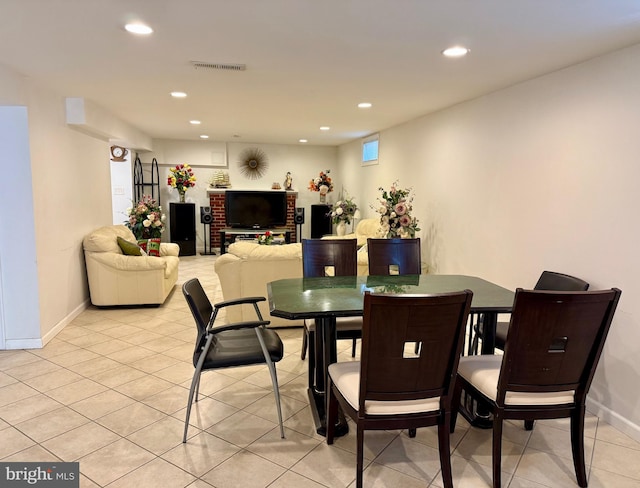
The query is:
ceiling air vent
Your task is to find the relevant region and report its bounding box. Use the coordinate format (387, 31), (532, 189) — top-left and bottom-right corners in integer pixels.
(191, 61), (246, 71)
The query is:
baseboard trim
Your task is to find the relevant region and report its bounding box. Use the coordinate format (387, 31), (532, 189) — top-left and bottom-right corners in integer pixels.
(587, 397), (640, 443)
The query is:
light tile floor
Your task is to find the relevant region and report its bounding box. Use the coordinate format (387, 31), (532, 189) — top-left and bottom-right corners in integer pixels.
(1, 254), (640, 487)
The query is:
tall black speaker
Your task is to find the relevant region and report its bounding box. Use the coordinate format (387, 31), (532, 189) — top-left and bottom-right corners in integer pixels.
(170, 203), (196, 256)
(311, 204), (332, 238)
(200, 206), (213, 224)
(294, 207), (305, 225)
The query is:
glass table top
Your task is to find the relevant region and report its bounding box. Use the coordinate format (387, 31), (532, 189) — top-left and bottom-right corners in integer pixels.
(267, 274), (514, 320)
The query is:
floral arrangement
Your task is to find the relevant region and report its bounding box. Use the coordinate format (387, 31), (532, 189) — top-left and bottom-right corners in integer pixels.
(329, 196), (358, 224)
(125, 195), (165, 239)
(257, 231), (274, 245)
(374, 181), (421, 238)
(167, 163), (196, 195)
(308, 170), (333, 193)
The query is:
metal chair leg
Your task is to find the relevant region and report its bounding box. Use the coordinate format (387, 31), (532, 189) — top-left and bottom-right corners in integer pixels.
(255, 327), (285, 438)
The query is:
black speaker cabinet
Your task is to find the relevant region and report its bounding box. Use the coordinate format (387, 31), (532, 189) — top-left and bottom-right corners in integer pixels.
(294, 207), (305, 225)
(311, 204), (332, 238)
(200, 206), (213, 224)
(170, 203), (196, 256)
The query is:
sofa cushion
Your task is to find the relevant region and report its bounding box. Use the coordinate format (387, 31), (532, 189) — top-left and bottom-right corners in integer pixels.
(138, 238), (161, 257)
(84, 225), (138, 253)
(117, 236), (146, 256)
(228, 241), (302, 260)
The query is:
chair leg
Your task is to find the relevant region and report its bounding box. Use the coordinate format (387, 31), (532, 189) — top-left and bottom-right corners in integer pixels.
(254, 328), (285, 439)
(571, 406), (588, 488)
(301, 327), (308, 360)
(351, 338), (357, 357)
(183, 370), (201, 443)
(356, 424), (365, 488)
(265, 360), (285, 439)
(438, 411), (454, 488)
(524, 420), (535, 431)
(408, 428), (417, 438)
(326, 378), (338, 445)
(492, 412), (504, 488)
(450, 379), (463, 433)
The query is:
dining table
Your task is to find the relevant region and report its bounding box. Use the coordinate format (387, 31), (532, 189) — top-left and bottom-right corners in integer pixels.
(267, 274), (515, 436)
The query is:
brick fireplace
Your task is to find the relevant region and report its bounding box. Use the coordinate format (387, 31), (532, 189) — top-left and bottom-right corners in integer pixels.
(207, 189), (298, 249)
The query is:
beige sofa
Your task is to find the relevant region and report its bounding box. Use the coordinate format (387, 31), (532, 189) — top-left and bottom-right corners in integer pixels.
(214, 241), (304, 327)
(83, 225), (180, 306)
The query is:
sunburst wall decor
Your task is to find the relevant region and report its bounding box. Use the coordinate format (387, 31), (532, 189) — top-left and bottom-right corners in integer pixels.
(238, 147), (269, 180)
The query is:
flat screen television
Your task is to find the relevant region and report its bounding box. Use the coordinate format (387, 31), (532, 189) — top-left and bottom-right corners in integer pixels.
(225, 190), (288, 229)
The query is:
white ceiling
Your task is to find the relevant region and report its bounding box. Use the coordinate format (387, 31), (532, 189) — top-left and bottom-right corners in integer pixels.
(1, 0), (640, 146)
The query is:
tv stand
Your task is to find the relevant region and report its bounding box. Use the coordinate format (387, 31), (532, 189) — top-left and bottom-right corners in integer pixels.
(219, 228), (291, 254)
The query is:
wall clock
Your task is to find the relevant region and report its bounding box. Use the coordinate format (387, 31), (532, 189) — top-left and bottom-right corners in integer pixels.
(110, 145), (128, 162)
(238, 147), (268, 180)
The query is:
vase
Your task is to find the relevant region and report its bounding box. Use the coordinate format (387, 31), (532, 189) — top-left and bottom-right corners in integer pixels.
(336, 221), (347, 236)
(319, 192), (326, 203)
(179, 190), (186, 203)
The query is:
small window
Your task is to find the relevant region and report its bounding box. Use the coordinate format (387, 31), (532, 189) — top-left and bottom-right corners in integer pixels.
(362, 134), (379, 166)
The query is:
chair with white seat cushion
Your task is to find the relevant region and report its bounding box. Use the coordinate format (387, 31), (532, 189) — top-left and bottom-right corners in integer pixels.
(327, 290), (473, 488)
(452, 288), (621, 488)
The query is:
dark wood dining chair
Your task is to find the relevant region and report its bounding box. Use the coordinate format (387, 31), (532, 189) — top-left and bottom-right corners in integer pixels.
(366, 237), (422, 275)
(182, 278), (285, 442)
(469, 270), (590, 355)
(327, 290), (473, 488)
(300, 239), (360, 385)
(452, 287), (621, 488)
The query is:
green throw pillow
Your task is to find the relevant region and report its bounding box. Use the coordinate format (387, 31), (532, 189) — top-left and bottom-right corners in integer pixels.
(117, 236), (145, 256)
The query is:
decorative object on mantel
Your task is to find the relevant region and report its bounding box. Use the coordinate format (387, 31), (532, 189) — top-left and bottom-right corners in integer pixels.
(209, 170), (231, 188)
(272, 182), (282, 190)
(284, 172), (293, 190)
(168, 163), (196, 202)
(374, 181), (421, 238)
(125, 194), (165, 239)
(308, 169), (333, 203)
(329, 196), (358, 236)
(238, 147), (268, 180)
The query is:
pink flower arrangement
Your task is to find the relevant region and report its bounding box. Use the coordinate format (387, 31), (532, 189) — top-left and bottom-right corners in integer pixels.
(374, 181), (420, 238)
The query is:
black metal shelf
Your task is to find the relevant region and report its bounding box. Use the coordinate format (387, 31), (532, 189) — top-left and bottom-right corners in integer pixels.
(133, 155), (161, 204)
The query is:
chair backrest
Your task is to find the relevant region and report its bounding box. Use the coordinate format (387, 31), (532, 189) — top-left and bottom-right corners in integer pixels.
(302, 239), (357, 277)
(534, 271), (589, 291)
(367, 238), (421, 275)
(499, 288), (621, 403)
(182, 278), (214, 354)
(359, 290), (473, 407)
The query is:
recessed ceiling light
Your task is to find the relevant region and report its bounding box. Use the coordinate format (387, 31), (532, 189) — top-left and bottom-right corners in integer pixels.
(189, 120), (201, 125)
(442, 46), (470, 58)
(170, 91), (187, 98)
(299, 139), (308, 143)
(358, 102), (372, 108)
(319, 126), (330, 131)
(124, 23), (153, 35)
(199, 135), (209, 139)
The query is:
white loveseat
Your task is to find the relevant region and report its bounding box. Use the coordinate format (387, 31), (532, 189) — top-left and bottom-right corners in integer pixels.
(214, 241), (305, 327)
(83, 225), (180, 306)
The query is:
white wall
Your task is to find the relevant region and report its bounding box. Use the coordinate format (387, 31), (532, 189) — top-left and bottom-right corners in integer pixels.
(0, 64), (119, 347)
(143, 140), (338, 246)
(0, 106), (40, 349)
(339, 43), (640, 438)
